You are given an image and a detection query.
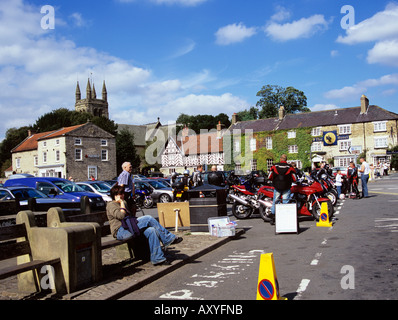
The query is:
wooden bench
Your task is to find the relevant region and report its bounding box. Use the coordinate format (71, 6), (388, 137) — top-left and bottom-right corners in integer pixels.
(0, 223), (61, 290)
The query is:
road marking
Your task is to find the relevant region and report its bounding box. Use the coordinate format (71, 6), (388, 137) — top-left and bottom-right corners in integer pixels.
(321, 239), (328, 245)
(310, 253), (322, 266)
(294, 279), (310, 300)
(370, 191), (398, 196)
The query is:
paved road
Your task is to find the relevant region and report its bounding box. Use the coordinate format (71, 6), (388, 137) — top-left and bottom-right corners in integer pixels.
(121, 175), (398, 300)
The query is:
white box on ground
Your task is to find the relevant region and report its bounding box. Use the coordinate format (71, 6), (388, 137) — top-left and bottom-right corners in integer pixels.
(208, 217), (236, 237)
(275, 203), (299, 234)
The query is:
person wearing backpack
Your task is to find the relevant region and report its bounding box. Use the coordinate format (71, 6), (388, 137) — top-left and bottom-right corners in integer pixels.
(268, 154), (297, 225)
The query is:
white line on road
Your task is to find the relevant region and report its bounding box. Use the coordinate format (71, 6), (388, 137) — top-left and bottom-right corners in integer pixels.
(294, 279), (310, 300)
(310, 253), (322, 266)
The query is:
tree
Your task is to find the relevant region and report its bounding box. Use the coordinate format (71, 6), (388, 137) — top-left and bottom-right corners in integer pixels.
(116, 128), (141, 175)
(176, 113), (231, 134)
(256, 85), (310, 119)
(236, 106), (259, 121)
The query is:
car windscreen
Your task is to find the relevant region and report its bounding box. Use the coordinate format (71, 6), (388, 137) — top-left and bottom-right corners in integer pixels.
(146, 180), (167, 189)
(90, 182), (111, 193)
(53, 180), (85, 193)
(11, 188), (47, 199)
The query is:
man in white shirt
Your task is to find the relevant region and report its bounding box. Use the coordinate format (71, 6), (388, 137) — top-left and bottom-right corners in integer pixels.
(359, 158), (370, 198)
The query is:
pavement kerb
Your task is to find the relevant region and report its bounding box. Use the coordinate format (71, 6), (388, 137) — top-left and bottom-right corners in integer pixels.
(69, 228), (245, 300)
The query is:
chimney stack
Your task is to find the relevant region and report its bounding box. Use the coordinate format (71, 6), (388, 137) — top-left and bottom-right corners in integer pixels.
(232, 113), (238, 125)
(360, 95), (369, 114)
(279, 105), (286, 120)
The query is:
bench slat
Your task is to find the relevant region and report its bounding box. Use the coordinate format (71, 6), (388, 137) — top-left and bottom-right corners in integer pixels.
(0, 224), (27, 242)
(0, 258), (61, 280)
(0, 241), (31, 261)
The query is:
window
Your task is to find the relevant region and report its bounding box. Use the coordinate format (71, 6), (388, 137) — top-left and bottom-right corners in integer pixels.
(267, 159), (274, 171)
(75, 138), (82, 145)
(43, 152), (47, 163)
(101, 139), (108, 146)
(75, 149), (82, 161)
(288, 145), (298, 154)
(266, 137), (273, 150)
(338, 124), (352, 135)
(88, 166), (97, 180)
(339, 140), (351, 151)
(311, 127), (322, 136)
(101, 149), (108, 161)
(336, 157), (355, 167)
(16, 158), (21, 169)
(34, 156), (38, 167)
(290, 160), (302, 169)
(374, 137), (388, 148)
(43, 141), (47, 147)
(55, 139), (60, 146)
(235, 162), (241, 171)
(287, 130), (296, 139)
(311, 142), (322, 152)
(374, 121), (387, 132)
(250, 138), (257, 151)
(55, 150), (60, 162)
(251, 159), (257, 171)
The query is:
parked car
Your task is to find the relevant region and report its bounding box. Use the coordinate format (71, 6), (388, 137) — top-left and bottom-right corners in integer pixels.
(0, 186), (78, 212)
(4, 177), (106, 211)
(135, 179), (173, 203)
(331, 166), (348, 176)
(76, 181), (112, 202)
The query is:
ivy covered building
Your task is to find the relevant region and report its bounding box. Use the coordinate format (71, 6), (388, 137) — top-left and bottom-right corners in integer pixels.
(226, 95), (398, 173)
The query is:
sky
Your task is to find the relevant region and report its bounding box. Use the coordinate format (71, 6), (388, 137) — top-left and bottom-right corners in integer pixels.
(1, 0), (398, 142)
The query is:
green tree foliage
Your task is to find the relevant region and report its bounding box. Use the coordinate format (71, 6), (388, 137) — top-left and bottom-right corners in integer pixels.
(176, 113), (231, 133)
(236, 106), (259, 121)
(116, 128), (141, 174)
(256, 85), (310, 118)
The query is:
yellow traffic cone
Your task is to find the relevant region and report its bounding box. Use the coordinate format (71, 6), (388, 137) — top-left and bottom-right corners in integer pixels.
(316, 202), (333, 227)
(256, 253), (287, 300)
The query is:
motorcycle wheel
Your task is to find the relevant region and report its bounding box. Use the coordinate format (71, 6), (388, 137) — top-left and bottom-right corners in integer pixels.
(232, 202), (253, 219)
(143, 198), (154, 209)
(326, 190), (338, 206)
(312, 200), (334, 221)
(259, 203), (273, 222)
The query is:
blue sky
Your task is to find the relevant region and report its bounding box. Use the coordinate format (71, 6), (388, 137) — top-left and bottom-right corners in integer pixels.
(1, 0), (398, 141)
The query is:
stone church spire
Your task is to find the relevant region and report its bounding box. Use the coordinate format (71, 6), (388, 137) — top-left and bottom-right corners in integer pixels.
(86, 78), (92, 100)
(75, 81), (81, 102)
(102, 81), (107, 102)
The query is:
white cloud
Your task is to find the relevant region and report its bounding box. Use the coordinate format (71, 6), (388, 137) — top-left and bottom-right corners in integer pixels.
(337, 3), (398, 67)
(265, 14), (329, 42)
(0, 0), (247, 141)
(324, 73), (398, 101)
(270, 6), (292, 22)
(337, 3), (398, 45)
(367, 40), (398, 66)
(215, 23), (257, 45)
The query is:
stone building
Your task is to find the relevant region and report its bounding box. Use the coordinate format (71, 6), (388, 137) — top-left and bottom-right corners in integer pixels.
(75, 79), (109, 119)
(11, 122), (116, 181)
(228, 95), (398, 171)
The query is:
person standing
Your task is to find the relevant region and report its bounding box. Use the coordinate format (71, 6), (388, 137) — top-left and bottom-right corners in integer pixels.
(268, 154), (297, 225)
(192, 165), (204, 187)
(335, 170), (343, 199)
(118, 162), (135, 213)
(359, 157), (370, 198)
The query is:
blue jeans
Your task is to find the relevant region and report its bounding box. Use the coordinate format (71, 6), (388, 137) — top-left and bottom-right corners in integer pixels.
(116, 216), (176, 264)
(361, 174), (369, 197)
(271, 189), (292, 215)
(336, 186), (342, 199)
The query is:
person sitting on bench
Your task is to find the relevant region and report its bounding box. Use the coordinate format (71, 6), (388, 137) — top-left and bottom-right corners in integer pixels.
(106, 184), (183, 266)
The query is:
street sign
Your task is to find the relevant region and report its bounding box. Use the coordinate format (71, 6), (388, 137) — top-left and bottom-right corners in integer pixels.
(258, 279), (275, 300)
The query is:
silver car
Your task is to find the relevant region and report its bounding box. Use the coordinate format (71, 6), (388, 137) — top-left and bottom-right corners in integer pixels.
(135, 179), (173, 203)
(76, 181), (113, 202)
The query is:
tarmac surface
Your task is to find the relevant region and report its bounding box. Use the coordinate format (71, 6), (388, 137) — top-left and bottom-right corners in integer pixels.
(0, 227), (244, 300)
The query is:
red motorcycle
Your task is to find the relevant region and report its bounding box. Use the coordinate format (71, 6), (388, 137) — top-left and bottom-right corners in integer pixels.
(258, 179), (334, 222)
(228, 173), (266, 219)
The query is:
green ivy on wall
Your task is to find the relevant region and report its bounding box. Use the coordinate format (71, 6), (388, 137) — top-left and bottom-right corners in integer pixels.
(224, 127), (314, 172)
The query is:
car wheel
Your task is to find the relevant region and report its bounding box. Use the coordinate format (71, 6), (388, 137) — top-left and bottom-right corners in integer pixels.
(159, 194), (171, 203)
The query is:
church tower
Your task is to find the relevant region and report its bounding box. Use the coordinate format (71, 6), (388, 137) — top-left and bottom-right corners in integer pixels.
(75, 79), (109, 119)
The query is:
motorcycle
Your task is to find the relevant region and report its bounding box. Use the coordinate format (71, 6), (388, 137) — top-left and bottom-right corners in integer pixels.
(228, 172), (267, 219)
(258, 177), (334, 223)
(134, 183), (154, 209)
